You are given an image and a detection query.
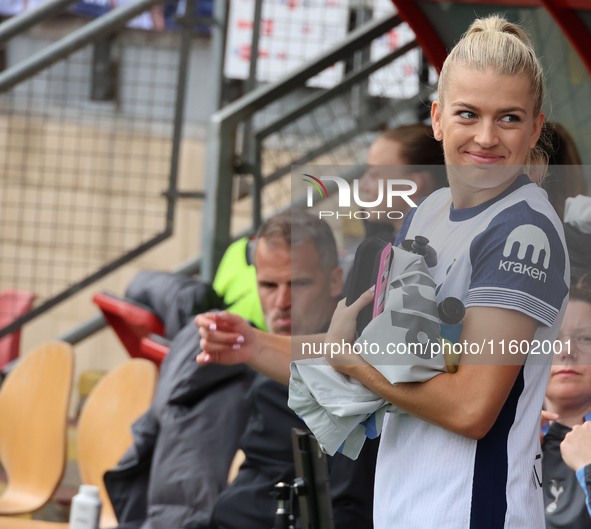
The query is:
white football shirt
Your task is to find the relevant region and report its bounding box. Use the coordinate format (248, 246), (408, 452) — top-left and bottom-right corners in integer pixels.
(374, 174), (569, 529)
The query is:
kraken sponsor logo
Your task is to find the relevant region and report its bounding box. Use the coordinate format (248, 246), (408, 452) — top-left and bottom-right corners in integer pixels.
(499, 225), (550, 282)
(498, 260), (547, 282)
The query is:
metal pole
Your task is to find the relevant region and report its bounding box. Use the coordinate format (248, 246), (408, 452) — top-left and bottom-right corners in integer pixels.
(0, 0), (167, 93)
(245, 0), (262, 94)
(201, 117), (236, 282)
(0, 0), (80, 46)
(210, 0), (229, 111)
(165, 0), (195, 231)
(240, 0), (262, 165)
(252, 137), (262, 231)
(200, 0), (234, 282)
(242, 0), (263, 227)
(58, 314), (106, 344)
(352, 3), (371, 122)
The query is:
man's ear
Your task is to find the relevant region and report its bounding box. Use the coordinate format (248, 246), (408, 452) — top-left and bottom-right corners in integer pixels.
(431, 100), (443, 141)
(329, 267), (344, 299)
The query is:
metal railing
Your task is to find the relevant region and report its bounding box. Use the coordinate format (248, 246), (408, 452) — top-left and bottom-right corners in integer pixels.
(0, 0), (80, 46)
(200, 12), (435, 280)
(0, 0), (217, 339)
(1, 1), (434, 345)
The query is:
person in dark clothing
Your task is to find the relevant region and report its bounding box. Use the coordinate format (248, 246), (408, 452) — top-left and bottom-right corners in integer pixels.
(544, 421), (591, 528)
(104, 277), (256, 529)
(561, 421), (591, 518)
(190, 210), (378, 529)
(543, 276), (591, 528)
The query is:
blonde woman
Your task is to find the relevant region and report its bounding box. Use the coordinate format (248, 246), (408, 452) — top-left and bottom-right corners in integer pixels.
(196, 16), (569, 529)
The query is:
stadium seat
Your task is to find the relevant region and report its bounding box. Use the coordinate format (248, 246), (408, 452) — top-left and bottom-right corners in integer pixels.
(76, 358), (158, 528)
(0, 290), (36, 369)
(0, 520), (60, 528)
(93, 292), (166, 366)
(139, 334), (171, 365)
(0, 342), (74, 515)
(0, 358), (157, 528)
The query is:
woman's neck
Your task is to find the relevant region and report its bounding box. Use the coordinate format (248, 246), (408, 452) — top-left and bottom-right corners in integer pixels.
(447, 168), (522, 209)
(545, 397), (591, 429)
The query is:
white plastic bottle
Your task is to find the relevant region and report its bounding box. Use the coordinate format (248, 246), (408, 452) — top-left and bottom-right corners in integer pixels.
(69, 484), (102, 529)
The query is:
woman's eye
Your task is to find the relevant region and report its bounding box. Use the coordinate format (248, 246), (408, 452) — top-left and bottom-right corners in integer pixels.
(500, 114), (520, 123)
(458, 111), (476, 119)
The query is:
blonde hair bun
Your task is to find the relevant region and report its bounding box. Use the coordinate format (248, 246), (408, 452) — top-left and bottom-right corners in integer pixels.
(439, 15), (542, 114)
(466, 15), (533, 48)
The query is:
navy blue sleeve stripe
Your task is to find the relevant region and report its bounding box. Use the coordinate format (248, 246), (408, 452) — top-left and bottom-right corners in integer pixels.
(466, 288), (558, 327)
(470, 367), (525, 529)
(466, 288), (557, 322)
(467, 288), (558, 322)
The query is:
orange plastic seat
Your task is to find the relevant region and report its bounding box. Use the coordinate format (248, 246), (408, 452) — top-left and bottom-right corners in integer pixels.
(0, 342), (74, 515)
(0, 358), (157, 528)
(0, 519), (64, 528)
(0, 290), (36, 369)
(77, 358), (158, 528)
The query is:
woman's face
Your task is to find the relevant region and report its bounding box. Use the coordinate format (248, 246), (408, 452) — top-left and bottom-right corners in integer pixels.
(359, 137), (412, 225)
(546, 300), (591, 406)
(431, 66), (544, 206)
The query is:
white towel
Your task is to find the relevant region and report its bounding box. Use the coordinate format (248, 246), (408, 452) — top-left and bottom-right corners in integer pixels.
(288, 246), (447, 460)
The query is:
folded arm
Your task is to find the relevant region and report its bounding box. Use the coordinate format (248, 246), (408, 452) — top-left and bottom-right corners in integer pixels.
(196, 304), (539, 440)
(333, 306), (538, 439)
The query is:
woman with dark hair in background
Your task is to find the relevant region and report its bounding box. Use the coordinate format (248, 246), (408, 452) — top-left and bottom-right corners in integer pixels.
(358, 123), (446, 240)
(530, 122), (589, 220)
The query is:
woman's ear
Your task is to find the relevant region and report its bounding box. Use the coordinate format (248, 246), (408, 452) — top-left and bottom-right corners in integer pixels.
(529, 112), (545, 149)
(431, 101), (443, 141)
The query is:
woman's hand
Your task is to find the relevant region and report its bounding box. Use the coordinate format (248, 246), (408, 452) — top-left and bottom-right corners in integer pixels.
(195, 311), (256, 365)
(325, 287), (375, 375)
(195, 311), (293, 384)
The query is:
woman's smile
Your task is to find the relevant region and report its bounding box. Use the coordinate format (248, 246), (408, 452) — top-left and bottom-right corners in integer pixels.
(464, 150), (505, 164)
